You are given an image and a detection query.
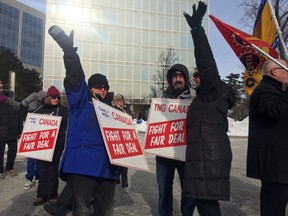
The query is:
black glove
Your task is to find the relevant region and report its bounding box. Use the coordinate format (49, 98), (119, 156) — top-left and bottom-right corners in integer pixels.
(183, 1), (207, 31)
(48, 25), (74, 51)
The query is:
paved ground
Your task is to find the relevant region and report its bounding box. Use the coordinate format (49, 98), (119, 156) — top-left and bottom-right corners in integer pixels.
(0, 135), (271, 216)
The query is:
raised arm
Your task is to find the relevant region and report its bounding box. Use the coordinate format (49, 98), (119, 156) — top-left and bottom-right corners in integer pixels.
(183, 1), (219, 89)
(48, 26), (85, 90)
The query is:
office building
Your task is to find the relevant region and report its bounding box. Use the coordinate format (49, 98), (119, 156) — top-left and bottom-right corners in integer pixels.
(0, 0), (45, 73)
(44, 0), (209, 112)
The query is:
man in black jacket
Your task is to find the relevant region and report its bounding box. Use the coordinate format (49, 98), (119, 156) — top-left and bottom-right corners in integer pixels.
(182, 2), (236, 215)
(156, 63), (196, 216)
(247, 58), (288, 216)
(0, 90), (22, 179)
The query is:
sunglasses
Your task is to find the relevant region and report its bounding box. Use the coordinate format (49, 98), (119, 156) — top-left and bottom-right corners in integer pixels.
(51, 96), (60, 99)
(94, 85), (108, 91)
(193, 71), (199, 78)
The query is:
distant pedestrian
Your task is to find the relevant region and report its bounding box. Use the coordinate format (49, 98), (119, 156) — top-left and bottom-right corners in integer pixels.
(112, 94), (132, 188)
(247, 58), (288, 216)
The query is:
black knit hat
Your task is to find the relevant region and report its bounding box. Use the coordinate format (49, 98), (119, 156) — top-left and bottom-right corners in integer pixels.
(88, 73), (109, 90)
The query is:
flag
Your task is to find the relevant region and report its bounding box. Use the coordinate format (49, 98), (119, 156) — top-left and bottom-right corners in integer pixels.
(209, 15), (278, 95)
(253, 0), (277, 46)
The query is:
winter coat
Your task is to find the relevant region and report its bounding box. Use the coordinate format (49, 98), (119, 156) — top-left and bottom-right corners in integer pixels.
(156, 65), (196, 169)
(59, 49), (122, 180)
(247, 75), (288, 184)
(0, 103), (22, 141)
(32, 103), (68, 146)
(183, 27), (236, 201)
(162, 63), (196, 100)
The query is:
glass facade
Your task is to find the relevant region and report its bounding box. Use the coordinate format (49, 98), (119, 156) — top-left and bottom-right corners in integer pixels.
(44, 0), (209, 104)
(21, 12), (44, 67)
(0, 2), (20, 54)
(0, 1), (45, 71)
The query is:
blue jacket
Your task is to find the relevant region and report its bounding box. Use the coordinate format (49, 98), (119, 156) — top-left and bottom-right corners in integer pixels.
(59, 49), (121, 180)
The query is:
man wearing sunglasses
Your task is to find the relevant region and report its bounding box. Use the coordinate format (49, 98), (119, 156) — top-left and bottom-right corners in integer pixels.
(48, 25), (122, 216)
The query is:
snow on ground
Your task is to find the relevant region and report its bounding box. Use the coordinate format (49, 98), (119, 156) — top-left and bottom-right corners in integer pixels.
(134, 117), (248, 137)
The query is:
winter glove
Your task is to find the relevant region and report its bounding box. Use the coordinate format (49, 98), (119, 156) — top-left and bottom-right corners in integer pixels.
(48, 25), (75, 51)
(183, 1), (207, 31)
(0, 95), (8, 103)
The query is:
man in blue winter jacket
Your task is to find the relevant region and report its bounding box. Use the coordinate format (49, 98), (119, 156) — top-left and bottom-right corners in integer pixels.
(48, 25), (122, 216)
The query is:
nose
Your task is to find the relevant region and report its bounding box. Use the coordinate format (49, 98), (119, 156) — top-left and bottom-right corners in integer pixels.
(175, 74), (182, 80)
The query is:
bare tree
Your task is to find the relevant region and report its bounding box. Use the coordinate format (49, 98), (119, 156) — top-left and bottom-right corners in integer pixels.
(150, 48), (179, 98)
(240, 0), (288, 59)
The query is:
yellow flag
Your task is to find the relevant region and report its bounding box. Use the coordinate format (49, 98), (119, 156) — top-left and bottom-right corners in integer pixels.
(244, 0), (277, 94)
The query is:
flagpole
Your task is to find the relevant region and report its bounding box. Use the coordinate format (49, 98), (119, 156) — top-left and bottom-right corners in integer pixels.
(251, 43), (288, 71)
(267, 0), (288, 60)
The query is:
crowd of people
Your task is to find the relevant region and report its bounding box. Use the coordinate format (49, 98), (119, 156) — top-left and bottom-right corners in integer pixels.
(0, 1), (288, 216)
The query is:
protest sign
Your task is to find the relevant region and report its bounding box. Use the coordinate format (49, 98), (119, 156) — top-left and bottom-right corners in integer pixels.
(93, 99), (149, 171)
(18, 113), (62, 162)
(144, 98), (192, 161)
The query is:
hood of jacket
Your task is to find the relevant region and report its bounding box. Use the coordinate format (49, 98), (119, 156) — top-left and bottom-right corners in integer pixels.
(166, 64), (190, 88)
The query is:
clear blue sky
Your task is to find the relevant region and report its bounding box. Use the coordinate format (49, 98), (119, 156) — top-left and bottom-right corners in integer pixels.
(209, 1), (249, 78)
(17, 0), (250, 78)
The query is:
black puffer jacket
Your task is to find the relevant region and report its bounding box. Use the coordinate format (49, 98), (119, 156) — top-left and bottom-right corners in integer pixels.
(0, 103), (22, 141)
(183, 27), (236, 201)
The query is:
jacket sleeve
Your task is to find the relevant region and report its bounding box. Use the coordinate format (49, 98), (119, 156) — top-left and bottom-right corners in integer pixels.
(63, 48), (85, 91)
(21, 92), (38, 107)
(191, 27), (219, 92)
(5, 97), (20, 110)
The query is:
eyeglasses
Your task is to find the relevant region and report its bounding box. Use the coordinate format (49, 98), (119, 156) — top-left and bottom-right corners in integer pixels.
(51, 96), (60, 100)
(94, 85), (108, 91)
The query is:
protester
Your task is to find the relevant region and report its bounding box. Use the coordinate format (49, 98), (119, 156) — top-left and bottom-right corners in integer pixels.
(2, 89), (46, 189)
(156, 63), (196, 216)
(43, 184), (73, 216)
(48, 25), (123, 215)
(192, 69), (200, 90)
(112, 94), (132, 188)
(22, 91), (46, 190)
(0, 81), (46, 184)
(0, 90), (22, 179)
(32, 86), (68, 206)
(247, 59), (288, 216)
(182, 1), (236, 215)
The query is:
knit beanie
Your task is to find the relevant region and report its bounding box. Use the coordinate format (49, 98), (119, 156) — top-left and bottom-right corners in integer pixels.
(46, 86), (60, 97)
(88, 73), (109, 90)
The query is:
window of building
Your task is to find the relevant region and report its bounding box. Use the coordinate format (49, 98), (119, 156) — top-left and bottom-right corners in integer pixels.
(21, 12), (43, 67)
